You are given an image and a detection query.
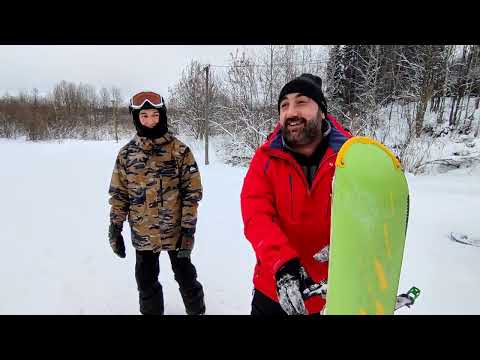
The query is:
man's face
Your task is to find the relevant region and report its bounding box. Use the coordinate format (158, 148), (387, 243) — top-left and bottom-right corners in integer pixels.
(139, 109), (160, 128)
(279, 93), (324, 147)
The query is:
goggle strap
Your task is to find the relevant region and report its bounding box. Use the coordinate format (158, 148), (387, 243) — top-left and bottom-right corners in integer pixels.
(129, 98), (164, 109)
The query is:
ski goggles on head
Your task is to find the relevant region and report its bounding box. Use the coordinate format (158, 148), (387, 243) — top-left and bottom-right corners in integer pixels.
(129, 91), (165, 111)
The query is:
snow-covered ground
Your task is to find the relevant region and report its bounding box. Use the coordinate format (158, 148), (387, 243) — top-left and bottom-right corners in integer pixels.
(0, 136), (479, 315)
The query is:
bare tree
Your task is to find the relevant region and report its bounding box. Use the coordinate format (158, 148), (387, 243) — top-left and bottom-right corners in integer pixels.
(462, 45), (480, 130)
(168, 60), (221, 140)
(99, 87), (111, 126)
(396, 45), (445, 137)
(435, 45), (456, 125)
(446, 45), (480, 130)
(207, 45), (327, 164)
(0, 81), (131, 141)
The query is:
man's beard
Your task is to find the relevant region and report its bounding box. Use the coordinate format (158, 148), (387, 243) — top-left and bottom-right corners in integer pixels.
(282, 112), (323, 147)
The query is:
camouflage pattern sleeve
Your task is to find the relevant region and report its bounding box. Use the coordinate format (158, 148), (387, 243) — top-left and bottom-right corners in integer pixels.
(179, 147), (203, 236)
(108, 150), (129, 229)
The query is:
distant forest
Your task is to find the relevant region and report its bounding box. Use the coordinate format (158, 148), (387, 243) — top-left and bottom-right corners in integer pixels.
(2, 45), (479, 170)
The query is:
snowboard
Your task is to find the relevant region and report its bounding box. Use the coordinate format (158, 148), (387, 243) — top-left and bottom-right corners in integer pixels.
(324, 137), (409, 315)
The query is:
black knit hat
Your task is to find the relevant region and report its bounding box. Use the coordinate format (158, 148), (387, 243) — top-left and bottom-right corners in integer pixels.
(278, 73), (328, 116)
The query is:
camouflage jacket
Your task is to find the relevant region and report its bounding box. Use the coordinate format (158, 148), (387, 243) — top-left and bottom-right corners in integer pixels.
(108, 133), (202, 252)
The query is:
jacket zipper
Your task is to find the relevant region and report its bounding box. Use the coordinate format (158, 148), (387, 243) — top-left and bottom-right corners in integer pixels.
(321, 155), (336, 220)
(310, 153), (337, 194)
(289, 174), (294, 219)
(287, 152), (336, 196)
(326, 189), (332, 220)
(289, 153), (336, 221)
(268, 150), (337, 220)
(160, 178), (164, 207)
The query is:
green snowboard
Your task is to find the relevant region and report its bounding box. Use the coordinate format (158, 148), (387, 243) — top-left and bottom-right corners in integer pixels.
(325, 137), (409, 315)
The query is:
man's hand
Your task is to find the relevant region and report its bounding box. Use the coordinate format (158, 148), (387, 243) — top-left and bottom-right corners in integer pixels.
(306, 245), (329, 299)
(302, 279), (328, 300)
(275, 258), (308, 315)
(313, 245), (329, 263)
(276, 256), (330, 315)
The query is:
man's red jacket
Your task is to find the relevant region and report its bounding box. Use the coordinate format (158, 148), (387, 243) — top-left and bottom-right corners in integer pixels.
(241, 115), (351, 314)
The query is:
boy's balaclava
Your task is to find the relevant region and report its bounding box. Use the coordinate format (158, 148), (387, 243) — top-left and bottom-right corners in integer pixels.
(132, 101), (168, 139)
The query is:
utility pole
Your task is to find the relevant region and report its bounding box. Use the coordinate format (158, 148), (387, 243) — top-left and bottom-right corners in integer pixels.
(32, 88), (38, 140)
(204, 64), (210, 165)
(111, 99), (118, 142)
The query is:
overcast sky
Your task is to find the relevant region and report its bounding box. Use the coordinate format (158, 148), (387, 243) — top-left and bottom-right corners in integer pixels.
(0, 45), (304, 103)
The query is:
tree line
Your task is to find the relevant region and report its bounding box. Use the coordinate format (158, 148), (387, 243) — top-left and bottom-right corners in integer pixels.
(325, 45), (480, 138)
(0, 81), (131, 140)
(2, 45), (479, 170)
(168, 45), (480, 166)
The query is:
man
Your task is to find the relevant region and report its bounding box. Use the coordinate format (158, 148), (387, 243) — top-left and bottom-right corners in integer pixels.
(108, 91), (205, 315)
(240, 74), (352, 315)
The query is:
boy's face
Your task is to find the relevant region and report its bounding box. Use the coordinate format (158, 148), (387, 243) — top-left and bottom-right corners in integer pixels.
(139, 109), (160, 128)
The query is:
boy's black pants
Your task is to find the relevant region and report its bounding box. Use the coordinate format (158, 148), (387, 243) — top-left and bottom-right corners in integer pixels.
(135, 250), (205, 315)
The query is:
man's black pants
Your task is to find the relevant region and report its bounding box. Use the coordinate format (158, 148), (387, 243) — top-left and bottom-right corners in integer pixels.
(251, 289), (288, 316)
(251, 289), (322, 316)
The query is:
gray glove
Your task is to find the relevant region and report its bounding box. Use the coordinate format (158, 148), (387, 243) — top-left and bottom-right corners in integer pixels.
(313, 245), (329, 263)
(306, 245), (329, 299)
(275, 259), (308, 315)
(302, 278), (328, 299)
(276, 257), (329, 315)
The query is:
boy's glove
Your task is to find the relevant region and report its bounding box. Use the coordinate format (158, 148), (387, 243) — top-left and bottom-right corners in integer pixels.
(108, 223), (126, 258)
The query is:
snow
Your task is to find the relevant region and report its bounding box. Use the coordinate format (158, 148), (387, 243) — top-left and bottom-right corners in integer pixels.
(0, 136), (479, 315)
(396, 166), (480, 314)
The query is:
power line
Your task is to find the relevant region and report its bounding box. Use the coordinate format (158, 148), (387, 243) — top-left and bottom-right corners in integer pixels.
(208, 60), (328, 68)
